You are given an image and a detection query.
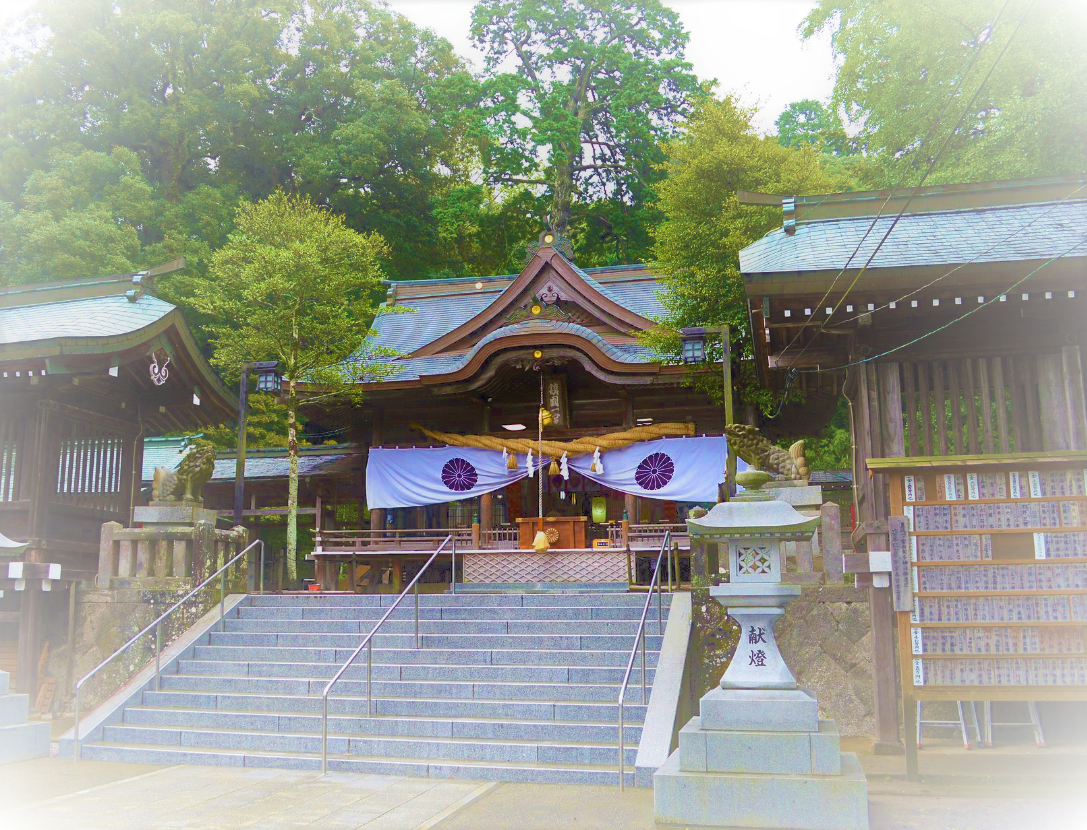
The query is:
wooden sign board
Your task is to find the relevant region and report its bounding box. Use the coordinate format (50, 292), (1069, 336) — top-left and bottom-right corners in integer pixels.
(888, 515), (912, 612)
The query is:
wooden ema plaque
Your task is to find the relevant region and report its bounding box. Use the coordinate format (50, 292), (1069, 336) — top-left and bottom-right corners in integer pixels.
(873, 454), (1087, 707)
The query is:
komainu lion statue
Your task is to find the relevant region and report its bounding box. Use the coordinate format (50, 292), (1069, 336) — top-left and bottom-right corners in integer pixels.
(724, 424), (809, 481)
(151, 440), (217, 503)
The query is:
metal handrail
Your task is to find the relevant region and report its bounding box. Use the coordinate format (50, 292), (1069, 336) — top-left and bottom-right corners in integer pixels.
(320, 534), (455, 773)
(617, 530), (671, 790)
(73, 537), (265, 761)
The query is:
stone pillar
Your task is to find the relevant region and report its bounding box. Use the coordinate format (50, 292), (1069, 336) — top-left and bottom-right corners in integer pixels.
(98, 521), (121, 585)
(821, 502), (843, 583)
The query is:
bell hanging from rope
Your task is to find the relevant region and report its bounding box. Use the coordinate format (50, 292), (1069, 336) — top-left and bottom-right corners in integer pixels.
(539, 407), (553, 427)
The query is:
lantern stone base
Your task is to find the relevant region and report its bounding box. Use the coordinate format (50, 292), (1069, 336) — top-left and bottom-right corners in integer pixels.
(654, 693), (868, 829)
(654, 747), (868, 830)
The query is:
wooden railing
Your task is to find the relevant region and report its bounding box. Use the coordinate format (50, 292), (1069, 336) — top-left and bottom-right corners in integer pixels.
(314, 522), (691, 554)
(315, 528), (471, 553)
(480, 526), (519, 548)
(629, 523), (688, 549)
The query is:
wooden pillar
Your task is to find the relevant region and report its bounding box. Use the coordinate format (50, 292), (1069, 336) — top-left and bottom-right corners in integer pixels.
(623, 395), (636, 523)
(480, 404), (493, 532)
(16, 581), (43, 700)
(1061, 346), (1087, 450)
(854, 361), (902, 753)
(368, 412), (385, 536)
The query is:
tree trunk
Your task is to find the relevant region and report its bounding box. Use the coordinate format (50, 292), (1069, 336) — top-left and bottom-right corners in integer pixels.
(286, 367), (299, 588)
(549, 159), (574, 240)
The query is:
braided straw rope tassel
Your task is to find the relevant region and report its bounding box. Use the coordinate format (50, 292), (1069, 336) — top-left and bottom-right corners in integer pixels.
(410, 422), (695, 458)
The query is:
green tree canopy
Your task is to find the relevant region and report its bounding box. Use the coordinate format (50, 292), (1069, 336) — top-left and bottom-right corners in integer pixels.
(649, 96), (850, 413)
(775, 99), (852, 156)
(470, 0), (703, 249)
(0, 0), (483, 286)
(190, 191), (388, 574)
(804, 0), (1087, 185)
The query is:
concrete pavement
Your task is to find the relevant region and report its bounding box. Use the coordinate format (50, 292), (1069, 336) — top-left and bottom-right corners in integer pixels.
(3, 739), (1086, 830)
(0, 759), (494, 830)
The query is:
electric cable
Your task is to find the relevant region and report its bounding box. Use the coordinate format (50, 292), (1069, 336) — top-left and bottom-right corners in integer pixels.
(773, 0), (1013, 366)
(782, 0), (1034, 371)
(794, 234), (1087, 374)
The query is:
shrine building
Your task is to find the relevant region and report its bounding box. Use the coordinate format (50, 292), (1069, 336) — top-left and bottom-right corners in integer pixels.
(300, 237), (731, 591)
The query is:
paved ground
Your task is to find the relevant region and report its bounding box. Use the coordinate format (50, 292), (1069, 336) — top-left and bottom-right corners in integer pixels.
(0, 759), (494, 830)
(3, 740), (1086, 830)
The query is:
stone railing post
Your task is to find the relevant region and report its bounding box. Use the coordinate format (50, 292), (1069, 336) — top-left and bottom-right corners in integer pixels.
(821, 502), (843, 584)
(98, 521), (122, 585)
(192, 520), (216, 585)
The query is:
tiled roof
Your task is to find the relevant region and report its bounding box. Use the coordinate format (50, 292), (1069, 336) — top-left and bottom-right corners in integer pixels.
(141, 437), (349, 482)
(370, 292), (499, 355)
(368, 320), (659, 382)
(810, 469), (853, 485)
(369, 274), (666, 367)
(739, 200), (1087, 276)
(0, 293), (176, 346)
(141, 437), (192, 480)
(209, 454), (348, 481)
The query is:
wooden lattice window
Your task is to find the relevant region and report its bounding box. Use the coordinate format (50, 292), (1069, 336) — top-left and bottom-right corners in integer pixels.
(0, 419), (21, 503)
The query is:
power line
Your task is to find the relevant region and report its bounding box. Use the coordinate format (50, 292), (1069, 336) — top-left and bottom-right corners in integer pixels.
(773, 0), (1013, 367)
(794, 234), (1087, 375)
(782, 0), (1035, 371)
(795, 0), (1039, 354)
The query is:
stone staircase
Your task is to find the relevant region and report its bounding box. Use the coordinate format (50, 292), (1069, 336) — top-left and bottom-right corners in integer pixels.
(77, 591), (672, 785)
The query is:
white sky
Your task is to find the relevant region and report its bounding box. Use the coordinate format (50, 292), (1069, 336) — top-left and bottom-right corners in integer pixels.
(0, 0), (838, 134)
(383, 0), (837, 133)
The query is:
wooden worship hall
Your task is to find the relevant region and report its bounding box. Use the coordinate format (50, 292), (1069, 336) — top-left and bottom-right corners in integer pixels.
(739, 175), (1087, 769)
(299, 236), (733, 592)
(0, 263), (238, 700)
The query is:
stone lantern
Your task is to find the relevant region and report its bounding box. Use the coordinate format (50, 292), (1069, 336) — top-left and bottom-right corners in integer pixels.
(654, 471), (868, 830)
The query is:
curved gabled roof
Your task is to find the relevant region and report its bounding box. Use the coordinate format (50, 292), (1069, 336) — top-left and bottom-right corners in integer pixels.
(0, 293), (176, 346)
(367, 318), (658, 383)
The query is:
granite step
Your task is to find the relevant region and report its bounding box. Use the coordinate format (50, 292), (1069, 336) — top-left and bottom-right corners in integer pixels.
(246, 593), (671, 608)
(79, 742), (635, 785)
(205, 631), (665, 651)
(74, 591), (670, 785)
(121, 707), (645, 743)
(237, 605), (657, 621)
(175, 659), (656, 684)
(100, 724), (639, 766)
(222, 618), (664, 636)
(158, 674), (653, 703)
(138, 690), (649, 722)
(191, 645), (660, 668)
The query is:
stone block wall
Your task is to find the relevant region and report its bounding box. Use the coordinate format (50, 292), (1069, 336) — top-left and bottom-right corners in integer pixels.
(776, 585), (875, 737)
(691, 585), (876, 738)
(47, 580), (243, 713)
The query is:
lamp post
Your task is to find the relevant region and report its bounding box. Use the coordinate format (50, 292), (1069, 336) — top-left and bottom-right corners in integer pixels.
(233, 361), (281, 527)
(681, 325), (735, 499)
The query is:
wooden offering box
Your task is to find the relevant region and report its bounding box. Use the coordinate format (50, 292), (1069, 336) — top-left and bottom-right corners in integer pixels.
(516, 516), (587, 549)
(868, 452), (1087, 704)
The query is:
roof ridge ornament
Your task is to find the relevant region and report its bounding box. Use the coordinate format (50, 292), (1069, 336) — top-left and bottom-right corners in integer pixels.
(525, 229), (574, 263)
(125, 270), (150, 302)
